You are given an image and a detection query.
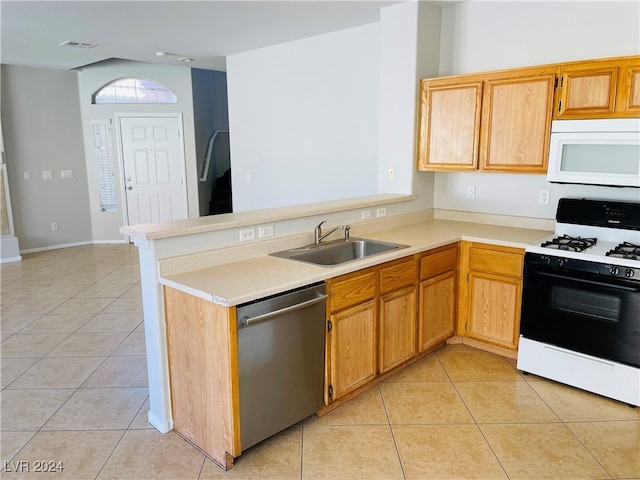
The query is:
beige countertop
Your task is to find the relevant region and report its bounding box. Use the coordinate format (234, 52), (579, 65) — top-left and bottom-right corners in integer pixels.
(160, 219), (552, 306)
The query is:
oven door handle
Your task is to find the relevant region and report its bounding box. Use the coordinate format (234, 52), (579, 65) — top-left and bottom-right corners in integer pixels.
(535, 270), (640, 292)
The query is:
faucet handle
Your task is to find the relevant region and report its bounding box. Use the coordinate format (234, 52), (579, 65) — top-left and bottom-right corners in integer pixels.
(344, 225), (350, 240)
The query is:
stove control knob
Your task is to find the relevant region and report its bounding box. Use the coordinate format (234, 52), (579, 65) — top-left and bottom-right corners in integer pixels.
(541, 255), (551, 265)
(556, 258), (567, 267)
(626, 269), (635, 278)
(609, 266), (620, 276)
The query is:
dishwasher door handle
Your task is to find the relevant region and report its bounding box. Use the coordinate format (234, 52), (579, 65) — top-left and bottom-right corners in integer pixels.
(240, 294), (327, 327)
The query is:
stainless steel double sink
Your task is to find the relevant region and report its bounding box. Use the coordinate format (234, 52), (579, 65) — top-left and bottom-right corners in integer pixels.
(270, 238), (408, 267)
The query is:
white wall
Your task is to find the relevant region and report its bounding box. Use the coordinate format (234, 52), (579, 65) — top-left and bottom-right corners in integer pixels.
(77, 60), (199, 241)
(226, 23), (380, 212)
(377, 1), (442, 212)
(439, 1), (640, 75)
(433, 1), (640, 219)
(1, 65), (92, 251)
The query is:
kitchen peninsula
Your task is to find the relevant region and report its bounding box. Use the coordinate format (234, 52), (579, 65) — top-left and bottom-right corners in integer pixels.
(121, 194), (553, 469)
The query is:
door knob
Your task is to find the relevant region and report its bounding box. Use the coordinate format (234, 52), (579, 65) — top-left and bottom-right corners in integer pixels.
(127, 186), (133, 190)
(126, 177), (132, 181)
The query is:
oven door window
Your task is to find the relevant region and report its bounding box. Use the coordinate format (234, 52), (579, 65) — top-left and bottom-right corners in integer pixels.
(551, 285), (621, 322)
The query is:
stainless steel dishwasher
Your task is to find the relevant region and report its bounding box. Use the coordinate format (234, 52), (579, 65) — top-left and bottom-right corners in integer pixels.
(236, 282), (326, 450)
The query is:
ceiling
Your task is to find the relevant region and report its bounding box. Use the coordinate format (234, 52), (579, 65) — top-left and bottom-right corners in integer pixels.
(1, 1), (403, 72)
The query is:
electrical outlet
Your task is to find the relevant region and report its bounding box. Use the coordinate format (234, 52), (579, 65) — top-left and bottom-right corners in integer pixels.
(361, 210), (372, 220)
(539, 189), (550, 205)
(387, 166), (396, 180)
(239, 228), (256, 242)
(258, 225), (274, 239)
(467, 186), (476, 200)
(23, 171), (31, 181)
(51, 222), (58, 231)
(42, 170), (53, 180)
(376, 207), (387, 218)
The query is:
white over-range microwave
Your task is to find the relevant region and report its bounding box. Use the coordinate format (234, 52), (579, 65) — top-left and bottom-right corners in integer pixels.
(547, 118), (640, 188)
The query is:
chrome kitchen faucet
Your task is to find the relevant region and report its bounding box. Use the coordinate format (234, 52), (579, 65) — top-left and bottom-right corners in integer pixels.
(314, 221), (350, 245)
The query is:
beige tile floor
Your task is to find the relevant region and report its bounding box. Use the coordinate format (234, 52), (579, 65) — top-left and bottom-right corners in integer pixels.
(1, 244), (639, 480)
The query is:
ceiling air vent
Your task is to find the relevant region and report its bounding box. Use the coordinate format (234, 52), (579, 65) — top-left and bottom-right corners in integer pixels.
(59, 40), (98, 49)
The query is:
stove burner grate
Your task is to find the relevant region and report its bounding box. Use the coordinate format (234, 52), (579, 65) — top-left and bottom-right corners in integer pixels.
(541, 235), (597, 252)
(606, 242), (640, 261)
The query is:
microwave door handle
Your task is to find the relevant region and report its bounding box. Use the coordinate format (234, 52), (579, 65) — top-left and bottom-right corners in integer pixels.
(534, 270), (640, 292)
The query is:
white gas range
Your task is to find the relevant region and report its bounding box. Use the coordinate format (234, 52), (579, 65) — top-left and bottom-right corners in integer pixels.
(517, 198), (640, 407)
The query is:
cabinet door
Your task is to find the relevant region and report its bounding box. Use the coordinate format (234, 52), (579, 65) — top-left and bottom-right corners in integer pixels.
(329, 300), (377, 400)
(418, 271), (456, 353)
(617, 61), (640, 115)
(379, 286), (417, 373)
(417, 79), (482, 171)
(466, 271), (522, 350)
(555, 64), (618, 119)
(480, 68), (556, 172)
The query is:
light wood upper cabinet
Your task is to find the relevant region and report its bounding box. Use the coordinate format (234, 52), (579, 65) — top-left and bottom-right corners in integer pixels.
(417, 80), (482, 171)
(417, 67), (555, 173)
(617, 61), (640, 115)
(554, 56), (640, 119)
(457, 242), (524, 351)
(480, 68), (556, 172)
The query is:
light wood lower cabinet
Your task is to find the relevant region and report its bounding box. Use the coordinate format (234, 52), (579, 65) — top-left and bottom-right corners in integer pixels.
(162, 241), (528, 467)
(325, 268), (378, 403)
(418, 244), (457, 353)
(164, 286), (240, 470)
(378, 258), (418, 373)
(457, 242), (524, 351)
(328, 299), (377, 400)
(467, 271), (521, 348)
(325, 256), (419, 403)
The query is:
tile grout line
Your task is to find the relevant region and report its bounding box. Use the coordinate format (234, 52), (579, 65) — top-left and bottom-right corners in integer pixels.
(377, 383), (407, 480)
(436, 349), (512, 480)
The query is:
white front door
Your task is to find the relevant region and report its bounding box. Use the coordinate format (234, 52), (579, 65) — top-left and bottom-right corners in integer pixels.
(119, 115), (187, 225)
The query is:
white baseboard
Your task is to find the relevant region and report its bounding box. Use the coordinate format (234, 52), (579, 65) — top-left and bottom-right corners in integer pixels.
(19, 239), (127, 254)
(147, 410), (173, 434)
(92, 239), (128, 245)
(1, 235), (22, 263)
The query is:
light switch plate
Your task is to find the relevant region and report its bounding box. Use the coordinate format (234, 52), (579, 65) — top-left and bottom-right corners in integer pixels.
(42, 170), (53, 180)
(258, 225), (274, 239)
(61, 169), (74, 179)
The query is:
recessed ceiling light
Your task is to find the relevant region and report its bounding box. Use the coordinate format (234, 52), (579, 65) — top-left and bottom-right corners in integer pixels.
(178, 58), (194, 63)
(156, 51), (169, 57)
(59, 40), (98, 49)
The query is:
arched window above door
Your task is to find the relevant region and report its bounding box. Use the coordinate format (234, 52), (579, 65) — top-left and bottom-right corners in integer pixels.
(92, 78), (177, 104)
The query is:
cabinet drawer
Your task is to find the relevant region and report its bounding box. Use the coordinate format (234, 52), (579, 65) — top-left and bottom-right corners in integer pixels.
(468, 246), (523, 277)
(420, 245), (457, 280)
(328, 271), (377, 312)
(379, 258), (417, 295)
